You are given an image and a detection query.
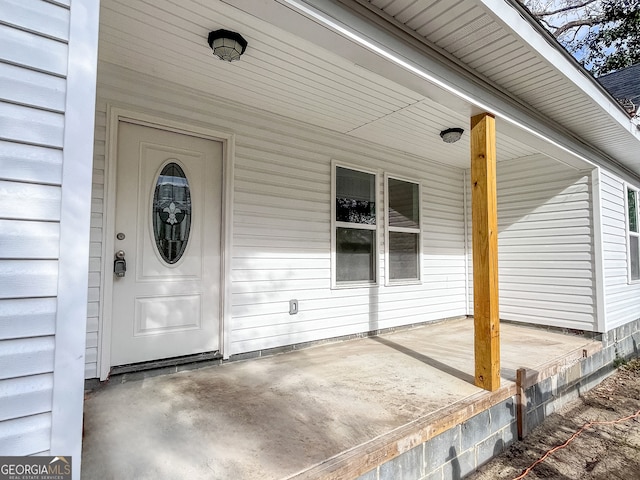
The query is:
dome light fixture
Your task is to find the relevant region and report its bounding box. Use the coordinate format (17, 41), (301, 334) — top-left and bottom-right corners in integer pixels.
(440, 127), (464, 143)
(207, 29), (248, 62)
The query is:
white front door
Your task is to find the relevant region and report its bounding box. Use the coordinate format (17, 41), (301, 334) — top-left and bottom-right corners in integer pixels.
(111, 122), (222, 366)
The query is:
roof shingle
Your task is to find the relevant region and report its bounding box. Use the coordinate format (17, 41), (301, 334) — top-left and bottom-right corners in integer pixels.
(598, 63), (640, 113)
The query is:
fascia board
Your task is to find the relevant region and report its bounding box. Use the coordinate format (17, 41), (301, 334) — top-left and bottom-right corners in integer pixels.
(484, 0), (637, 130)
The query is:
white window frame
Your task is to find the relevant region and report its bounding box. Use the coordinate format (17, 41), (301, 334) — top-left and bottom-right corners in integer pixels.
(625, 183), (640, 284)
(384, 173), (423, 286)
(331, 160), (380, 288)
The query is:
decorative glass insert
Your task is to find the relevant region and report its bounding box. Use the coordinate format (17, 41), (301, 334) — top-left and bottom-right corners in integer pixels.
(152, 163), (191, 264)
(336, 228), (375, 282)
(336, 167), (376, 224)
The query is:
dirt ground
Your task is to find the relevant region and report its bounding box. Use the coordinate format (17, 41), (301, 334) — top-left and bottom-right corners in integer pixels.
(467, 358), (640, 480)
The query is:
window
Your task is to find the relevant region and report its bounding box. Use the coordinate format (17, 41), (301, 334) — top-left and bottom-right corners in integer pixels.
(386, 176), (421, 282)
(331, 165), (423, 287)
(333, 165), (377, 285)
(628, 186), (640, 281)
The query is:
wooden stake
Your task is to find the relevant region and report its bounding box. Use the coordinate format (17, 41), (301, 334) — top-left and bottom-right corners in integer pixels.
(516, 368), (526, 439)
(470, 113), (500, 391)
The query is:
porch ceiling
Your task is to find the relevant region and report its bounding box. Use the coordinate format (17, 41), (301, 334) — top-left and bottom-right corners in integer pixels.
(99, 0), (640, 176)
(98, 0), (542, 169)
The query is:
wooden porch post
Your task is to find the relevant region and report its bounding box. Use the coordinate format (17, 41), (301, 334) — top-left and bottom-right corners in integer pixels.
(470, 112), (500, 391)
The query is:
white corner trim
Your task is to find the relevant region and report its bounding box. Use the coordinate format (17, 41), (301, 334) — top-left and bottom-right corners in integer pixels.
(591, 167), (607, 332)
(99, 107), (235, 378)
(98, 104), (118, 381)
(221, 127), (235, 360)
(462, 169), (470, 316)
(50, 2), (100, 478)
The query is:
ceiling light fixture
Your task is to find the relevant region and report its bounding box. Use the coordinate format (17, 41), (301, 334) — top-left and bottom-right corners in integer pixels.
(207, 29), (248, 62)
(440, 128), (464, 143)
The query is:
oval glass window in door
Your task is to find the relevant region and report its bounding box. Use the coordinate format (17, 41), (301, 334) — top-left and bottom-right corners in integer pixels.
(152, 162), (192, 264)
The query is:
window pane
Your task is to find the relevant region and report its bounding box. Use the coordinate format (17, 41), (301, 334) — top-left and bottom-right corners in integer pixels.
(389, 232), (419, 280)
(336, 228), (375, 282)
(153, 163), (191, 264)
(629, 188), (638, 233)
(631, 236), (640, 281)
(336, 167), (376, 224)
(388, 179), (419, 229)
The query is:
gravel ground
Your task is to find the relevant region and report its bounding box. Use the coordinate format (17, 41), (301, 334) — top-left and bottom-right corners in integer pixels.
(467, 358), (640, 480)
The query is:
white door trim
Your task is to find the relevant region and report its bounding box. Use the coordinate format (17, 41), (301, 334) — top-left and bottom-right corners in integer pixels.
(99, 106), (235, 380)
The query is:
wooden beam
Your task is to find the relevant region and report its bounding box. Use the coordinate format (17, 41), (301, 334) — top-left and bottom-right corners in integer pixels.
(470, 112), (500, 391)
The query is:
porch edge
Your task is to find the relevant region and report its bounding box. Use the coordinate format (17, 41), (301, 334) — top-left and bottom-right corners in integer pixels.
(286, 384), (516, 480)
(288, 319), (640, 480)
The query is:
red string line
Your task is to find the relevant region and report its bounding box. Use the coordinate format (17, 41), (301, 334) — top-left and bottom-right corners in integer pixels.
(513, 408), (640, 480)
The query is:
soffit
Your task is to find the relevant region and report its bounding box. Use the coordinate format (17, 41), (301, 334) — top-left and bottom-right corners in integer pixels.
(364, 0), (640, 175)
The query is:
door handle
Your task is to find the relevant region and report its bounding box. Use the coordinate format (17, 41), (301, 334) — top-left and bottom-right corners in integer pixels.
(114, 250), (126, 277)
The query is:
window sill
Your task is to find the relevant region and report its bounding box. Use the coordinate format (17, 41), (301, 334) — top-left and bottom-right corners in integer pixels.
(333, 282), (378, 289)
(386, 279), (422, 287)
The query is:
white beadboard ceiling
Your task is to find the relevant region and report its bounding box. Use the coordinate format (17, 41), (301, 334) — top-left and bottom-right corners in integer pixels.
(97, 0), (639, 174)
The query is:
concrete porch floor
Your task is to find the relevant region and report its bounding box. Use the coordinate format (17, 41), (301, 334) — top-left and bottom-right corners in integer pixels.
(81, 318), (600, 480)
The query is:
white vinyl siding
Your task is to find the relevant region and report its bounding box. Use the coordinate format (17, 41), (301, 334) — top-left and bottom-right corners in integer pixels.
(87, 63), (468, 375)
(0, 0), (70, 455)
(601, 171), (640, 330)
(467, 155), (597, 331)
(86, 110), (107, 378)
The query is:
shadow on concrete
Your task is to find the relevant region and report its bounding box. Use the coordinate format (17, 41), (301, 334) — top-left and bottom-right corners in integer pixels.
(372, 335), (476, 384)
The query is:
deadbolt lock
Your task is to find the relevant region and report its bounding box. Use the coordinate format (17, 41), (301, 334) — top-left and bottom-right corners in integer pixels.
(114, 250), (126, 278)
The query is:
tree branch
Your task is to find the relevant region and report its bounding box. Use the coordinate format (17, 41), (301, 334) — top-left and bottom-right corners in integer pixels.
(551, 15), (605, 37)
(529, 0), (599, 18)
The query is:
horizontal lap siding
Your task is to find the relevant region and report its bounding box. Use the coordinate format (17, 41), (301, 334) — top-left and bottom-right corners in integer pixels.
(89, 63), (467, 373)
(498, 157), (596, 330)
(601, 171), (640, 330)
(468, 155), (597, 331)
(0, 0), (70, 454)
(84, 110), (106, 379)
(232, 137), (466, 353)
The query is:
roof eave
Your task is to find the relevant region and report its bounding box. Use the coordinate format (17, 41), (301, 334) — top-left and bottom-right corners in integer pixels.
(479, 0), (640, 138)
(277, 0), (640, 183)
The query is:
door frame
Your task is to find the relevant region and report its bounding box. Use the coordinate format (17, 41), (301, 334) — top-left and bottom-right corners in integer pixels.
(99, 106), (235, 380)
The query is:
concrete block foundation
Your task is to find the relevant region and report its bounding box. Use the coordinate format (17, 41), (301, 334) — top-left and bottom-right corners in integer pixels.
(354, 318), (640, 480)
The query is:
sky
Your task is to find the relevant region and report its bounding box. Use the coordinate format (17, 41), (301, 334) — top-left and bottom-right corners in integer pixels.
(522, 0), (611, 71)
